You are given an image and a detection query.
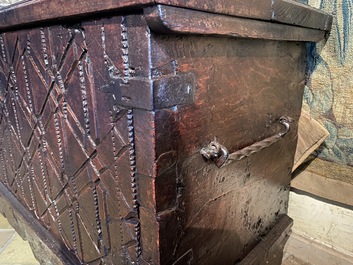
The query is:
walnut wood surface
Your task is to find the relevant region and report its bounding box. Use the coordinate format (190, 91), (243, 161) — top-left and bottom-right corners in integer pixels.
(150, 34), (305, 265)
(0, 0), (152, 30)
(145, 5), (326, 42)
(238, 215), (293, 265)
(273, 0), (333, 31)
(0, 15), (152, 264)
(0, 0), (332, 33)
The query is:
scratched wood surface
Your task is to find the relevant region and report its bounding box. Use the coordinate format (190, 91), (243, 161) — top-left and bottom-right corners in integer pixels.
(144, 5), (326, 42)
(0, 0), (332, 32)
(0, 2), (330, 265)
(149, 33), (306, 265)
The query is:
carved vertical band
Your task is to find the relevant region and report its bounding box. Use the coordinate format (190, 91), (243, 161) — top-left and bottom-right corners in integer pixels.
(0, 35), (7, 63)
(127, 109), (141, 260)
(40, 28), (49, 68)
(121, 16), (130, 84)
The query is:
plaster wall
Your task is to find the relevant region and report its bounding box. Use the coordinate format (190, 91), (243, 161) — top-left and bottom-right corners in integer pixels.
(288, 192), (353, 258)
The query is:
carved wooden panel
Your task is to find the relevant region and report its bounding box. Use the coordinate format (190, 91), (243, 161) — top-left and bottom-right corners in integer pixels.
(0, 16), (148, 264)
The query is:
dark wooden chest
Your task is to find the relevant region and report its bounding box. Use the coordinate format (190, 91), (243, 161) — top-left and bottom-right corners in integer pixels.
(0, 1), (331, 264)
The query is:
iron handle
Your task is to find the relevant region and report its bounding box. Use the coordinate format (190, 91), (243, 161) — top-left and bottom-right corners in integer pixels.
(200, 116), (292, 168)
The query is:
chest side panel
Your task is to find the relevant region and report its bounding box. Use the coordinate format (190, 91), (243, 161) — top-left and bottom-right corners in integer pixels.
(150, 35), (306, 264)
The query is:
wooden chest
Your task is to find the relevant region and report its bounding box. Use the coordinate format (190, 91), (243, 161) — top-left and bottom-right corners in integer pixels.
(0, 1), (331, 264)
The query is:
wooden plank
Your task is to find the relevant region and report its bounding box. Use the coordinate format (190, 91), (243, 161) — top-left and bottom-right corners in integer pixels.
(295, 157), (353, 186)
(156, 0), (273, 21)
(0, 0), (152, 31)
(238, 215), (293, 265)
(273, 0), (333, 31)
(0, 0), (272, 30)
(292, 110), (329, 172)
(293, 156), (353, 207)
(292, 170), (353, 207)
(145, 5), (326, 42)
(0, 0), (331, 34)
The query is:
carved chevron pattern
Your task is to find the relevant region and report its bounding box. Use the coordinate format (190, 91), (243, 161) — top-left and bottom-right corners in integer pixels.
(0, 16), (140, 264)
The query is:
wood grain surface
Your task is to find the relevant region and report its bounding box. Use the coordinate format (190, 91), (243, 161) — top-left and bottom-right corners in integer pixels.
(145, 5), (326, 42)
(0, 0), (332, 33)
(0, 15), (152, 264)
(149, 33), (306, 264)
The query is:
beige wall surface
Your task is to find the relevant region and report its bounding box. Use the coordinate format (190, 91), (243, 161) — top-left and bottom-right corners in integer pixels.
(288, 192), (353, 258)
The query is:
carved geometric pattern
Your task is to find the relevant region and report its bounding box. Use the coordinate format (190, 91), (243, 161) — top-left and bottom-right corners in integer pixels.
(0, 16), (140, 264)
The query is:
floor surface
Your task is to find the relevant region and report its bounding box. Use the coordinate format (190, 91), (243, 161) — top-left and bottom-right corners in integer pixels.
(282, 255), (311, 265)
(283, 232), (353, 265)
(0, 214), (39, 265)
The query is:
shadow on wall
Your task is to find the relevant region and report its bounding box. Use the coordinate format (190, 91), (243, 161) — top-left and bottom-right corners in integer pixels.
(302, 0), (353, 166)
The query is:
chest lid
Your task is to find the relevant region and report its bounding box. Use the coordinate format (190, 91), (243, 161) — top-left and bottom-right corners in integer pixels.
(0, 0), (331, 32)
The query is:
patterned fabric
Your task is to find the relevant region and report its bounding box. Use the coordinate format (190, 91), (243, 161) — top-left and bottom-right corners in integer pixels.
(303, 0), (353, 166)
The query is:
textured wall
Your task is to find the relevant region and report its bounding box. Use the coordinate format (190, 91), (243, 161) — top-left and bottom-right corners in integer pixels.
(303, 0), (353, 166)
(288, 192), (353, 257)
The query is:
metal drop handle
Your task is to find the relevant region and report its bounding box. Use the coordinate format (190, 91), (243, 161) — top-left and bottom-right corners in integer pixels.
(200, 116), (292, 168)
